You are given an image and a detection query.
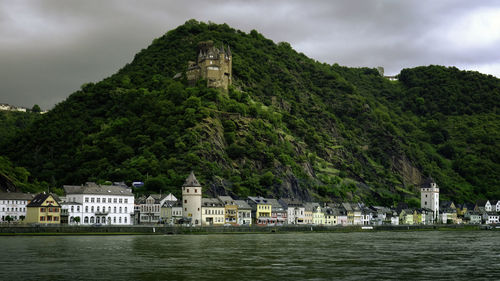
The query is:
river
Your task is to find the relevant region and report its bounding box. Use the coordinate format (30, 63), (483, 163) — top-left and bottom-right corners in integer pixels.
(0, 231), (498, 280)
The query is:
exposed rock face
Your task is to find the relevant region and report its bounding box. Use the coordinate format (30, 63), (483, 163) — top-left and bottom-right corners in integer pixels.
(392, 155), (422, 188)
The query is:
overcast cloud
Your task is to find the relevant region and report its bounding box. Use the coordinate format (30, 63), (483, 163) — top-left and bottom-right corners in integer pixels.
(1, 0), (499, 110)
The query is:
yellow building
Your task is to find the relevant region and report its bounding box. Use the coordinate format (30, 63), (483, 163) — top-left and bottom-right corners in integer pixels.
(312, 205), (325, 225)
(218, 196), (238, 225)
(247, 197), (272, 225)
(25, 193), (61, 224)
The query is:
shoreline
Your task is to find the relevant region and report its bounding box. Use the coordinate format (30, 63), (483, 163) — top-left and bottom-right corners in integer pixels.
(0, 224), (496, 236)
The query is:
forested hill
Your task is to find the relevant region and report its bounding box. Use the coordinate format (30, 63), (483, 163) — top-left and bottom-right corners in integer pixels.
(1, 20), (499, 205)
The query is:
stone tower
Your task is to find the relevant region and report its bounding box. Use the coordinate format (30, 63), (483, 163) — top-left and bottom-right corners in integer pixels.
(186, 40), (232, 91)
(420, 177), (439, 221)
(182, 171), (202, 226)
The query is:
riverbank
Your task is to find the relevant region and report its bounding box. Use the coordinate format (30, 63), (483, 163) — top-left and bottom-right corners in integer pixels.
(0, 223), (496, 236)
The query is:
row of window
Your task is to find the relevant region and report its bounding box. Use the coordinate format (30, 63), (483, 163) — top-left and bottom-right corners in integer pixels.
(0, 200), (26, 205)
(77, 216), (128, 224)
(82, 206), (128, 213)
(140, 206), (160, 213)
(84, 197), (129, 204)
(40, 216), (59, 222)
(204, 209), (224, 215)
(1, 207), (25, 212)
(40, 207), (59, 213)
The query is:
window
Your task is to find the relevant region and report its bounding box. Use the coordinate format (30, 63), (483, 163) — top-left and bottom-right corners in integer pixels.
(187, 189), (189, 193)
(90, 217), (94, 223)
(114, 207), (116, 213)
(97, 206), (100, 212)
(113, 217), (116, 223)
(119, 217), (122, 223)
(108, 206), (111, 212)
(108, 198), (111, 203)
(124, 199), (128, 203)
(97, 198), (100, 203)
(84, 217), (89, 223)
(40, 208), (45, 212)
(85, 197), (89, 203)
(91, 206), (94, 212)
(54, 217), (59, 221)
(124, 217), (127, 224)
(119, 207), (122, 213)
(71, 206), (74, 212)
(77, 206), (80, 212)
(40, 216), (45, 221)
(184, 200), (187, 203)
(85, 206), (88, 212)
(91, 198), (95, 203)
(102, 198), (105, 203)
(113, 198), (117, 203)
(125, 207), (127, 213)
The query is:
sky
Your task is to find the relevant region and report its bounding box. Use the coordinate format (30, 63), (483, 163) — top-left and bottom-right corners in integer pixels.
(1, 0), (500, 110)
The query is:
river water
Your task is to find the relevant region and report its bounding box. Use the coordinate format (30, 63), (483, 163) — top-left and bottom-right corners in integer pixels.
(0, 231), (498, 280)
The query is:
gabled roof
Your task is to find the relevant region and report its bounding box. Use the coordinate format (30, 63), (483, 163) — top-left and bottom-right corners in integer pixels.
(162, 200), (181, 208)
(0, 192), (35, 200)
(279, 198), (304, 208)
(234, 200), (251, 210)
(26, 193), (60, 207)
(421, 177), (437, 188)
(247, 196), (270, 205)
(64, 182), (133, 196)
(490, 200), (499, 205)
(217, 195), (235, 205)
(183, 171), (201, 187)
(202, 198), (224, 207)
(266, 198), (285, 211)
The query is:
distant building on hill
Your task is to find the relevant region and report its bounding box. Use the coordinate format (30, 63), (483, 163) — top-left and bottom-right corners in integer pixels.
(185, 40), (232, 91)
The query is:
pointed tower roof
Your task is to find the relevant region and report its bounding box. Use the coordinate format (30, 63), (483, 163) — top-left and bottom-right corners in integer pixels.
(183, 171), (201, 187)
(421, 177), (436, 188)
(227, 45), (232, 56)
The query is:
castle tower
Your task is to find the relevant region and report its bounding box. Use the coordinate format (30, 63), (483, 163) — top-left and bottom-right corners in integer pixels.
(186, 40), (232, 91)
(182, 171), (202, 226)
(420, 177), (439, 221)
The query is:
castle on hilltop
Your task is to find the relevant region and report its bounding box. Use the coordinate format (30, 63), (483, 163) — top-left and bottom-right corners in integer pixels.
(186, 41), (232, 91)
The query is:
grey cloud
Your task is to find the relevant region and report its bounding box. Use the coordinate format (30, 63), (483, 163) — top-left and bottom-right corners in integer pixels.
(1, 0), (499, 109)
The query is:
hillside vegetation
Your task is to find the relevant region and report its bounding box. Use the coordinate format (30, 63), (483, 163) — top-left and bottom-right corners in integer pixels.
(1, 20), (498, 204)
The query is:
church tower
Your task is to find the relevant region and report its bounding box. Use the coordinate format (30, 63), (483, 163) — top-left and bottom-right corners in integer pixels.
(420, 177), (439, 221)
(182, 171), (202, 226)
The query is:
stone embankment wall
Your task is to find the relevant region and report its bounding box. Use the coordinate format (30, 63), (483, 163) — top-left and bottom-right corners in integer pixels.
(0, 224), (485, 235)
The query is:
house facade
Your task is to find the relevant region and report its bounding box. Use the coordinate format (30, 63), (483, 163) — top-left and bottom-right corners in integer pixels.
(201, 198), (225, 226)
(161, 200), (182, 225)
(63, 182), (134, 225)
(0, 192), (34, 223)
(234, 200), (252, 225)
(25, 193), (61, 224)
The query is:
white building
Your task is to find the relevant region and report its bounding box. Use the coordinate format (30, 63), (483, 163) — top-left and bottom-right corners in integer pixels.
(279, 198), (305, 224)
(182, 172), (202, 226)
(138, 194), (176, 224)
(63, 182), (134, 225)
(201, 198), (225, 226)
(421, 177), (439, 221)
(60, 201), (83, 224)
(234, 200), (252, 225)
(0, 193), (35, 222)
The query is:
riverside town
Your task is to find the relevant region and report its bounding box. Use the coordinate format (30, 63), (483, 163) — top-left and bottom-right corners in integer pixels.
(1, 172), (499, 228)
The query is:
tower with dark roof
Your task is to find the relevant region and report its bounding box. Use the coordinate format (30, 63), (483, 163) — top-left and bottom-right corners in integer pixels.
(420, 177), (439, 222)
(182, 171), (202, 226)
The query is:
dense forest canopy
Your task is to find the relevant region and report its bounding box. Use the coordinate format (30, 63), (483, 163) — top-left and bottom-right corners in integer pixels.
(1, 20), (498, 205)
